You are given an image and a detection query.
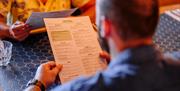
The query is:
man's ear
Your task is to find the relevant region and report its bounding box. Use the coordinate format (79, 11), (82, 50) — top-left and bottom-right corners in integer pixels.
(101, 17), (111, 38)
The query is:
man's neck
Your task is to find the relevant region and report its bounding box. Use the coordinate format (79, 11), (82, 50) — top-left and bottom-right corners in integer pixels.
(118, 37), (153, 52)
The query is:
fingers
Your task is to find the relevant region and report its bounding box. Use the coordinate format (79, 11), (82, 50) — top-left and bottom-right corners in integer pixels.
(52, 64), (63, 74)
(44, 61), (63, 72)
(45, 61), (56, 68)
(14, 21), (24, 25)
(14, 32), (29, 41)
(100, 51), (111, 63)
(100, 51), (111, 59)
(56, 64), (63, 71)
(9, 22), (30, 41)
(40, 61), (63, 73)
(12, 30), (29, 41)
(11, 24), (28, 33)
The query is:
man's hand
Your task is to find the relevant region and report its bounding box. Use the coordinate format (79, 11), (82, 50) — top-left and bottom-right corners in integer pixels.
(100, 51), (111, 64)
(9, 21), (29, 41)
(34, 61), (63, 88)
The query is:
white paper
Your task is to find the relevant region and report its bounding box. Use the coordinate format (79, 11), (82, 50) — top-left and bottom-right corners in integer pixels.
(44, 16), (107, 84)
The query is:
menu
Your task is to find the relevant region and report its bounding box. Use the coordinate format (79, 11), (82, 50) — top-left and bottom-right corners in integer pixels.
(26, 8), (77, 30)
(44, 16), (107, 84)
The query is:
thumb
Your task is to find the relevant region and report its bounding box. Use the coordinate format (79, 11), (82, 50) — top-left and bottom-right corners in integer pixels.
(52, 64), (63, 74)
(100, 51), (111, 60)
(99, 51), (111, 64)
(12, 24), (26, 31)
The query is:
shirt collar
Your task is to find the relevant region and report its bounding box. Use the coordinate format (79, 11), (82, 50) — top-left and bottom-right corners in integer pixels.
(108, 45), (157, 69)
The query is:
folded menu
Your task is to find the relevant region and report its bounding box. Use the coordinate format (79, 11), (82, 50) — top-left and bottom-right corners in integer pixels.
(44, 16), (107, 84)
(26, 8), (77, 30)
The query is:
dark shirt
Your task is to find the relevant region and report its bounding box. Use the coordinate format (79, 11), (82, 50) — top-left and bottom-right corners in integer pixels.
(53, 45), (180, 91)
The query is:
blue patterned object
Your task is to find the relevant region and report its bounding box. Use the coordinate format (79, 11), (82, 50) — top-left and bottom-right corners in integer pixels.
(0, 14), (179, 91)
(0, 33), (55, 91)
(154, 14), (180, 52)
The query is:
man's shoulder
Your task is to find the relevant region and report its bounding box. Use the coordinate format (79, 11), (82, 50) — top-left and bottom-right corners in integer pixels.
(161, 52), (180, 76)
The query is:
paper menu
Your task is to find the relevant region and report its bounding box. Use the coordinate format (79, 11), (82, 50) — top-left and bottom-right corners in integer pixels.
(44, 16), (107, 84)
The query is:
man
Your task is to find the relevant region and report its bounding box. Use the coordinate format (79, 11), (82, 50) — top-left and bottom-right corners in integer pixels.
(25, 0), (180, 91)
(0, 0), (95, 41)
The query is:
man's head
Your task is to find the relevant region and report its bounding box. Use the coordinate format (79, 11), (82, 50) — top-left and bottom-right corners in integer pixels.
(96, 0), (159, 58)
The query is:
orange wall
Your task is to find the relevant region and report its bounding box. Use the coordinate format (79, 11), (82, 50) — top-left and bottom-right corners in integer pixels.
(159, 0), (180, 6)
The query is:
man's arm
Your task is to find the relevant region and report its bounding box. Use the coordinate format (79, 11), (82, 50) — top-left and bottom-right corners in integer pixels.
(0, 21), (11, 39)
(24, 61), (108, 91)
(0, 15), (11, 39)
(24, 52), (110, 91)
(24, 61), (62, 91)
(24, 61), (94, 91)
